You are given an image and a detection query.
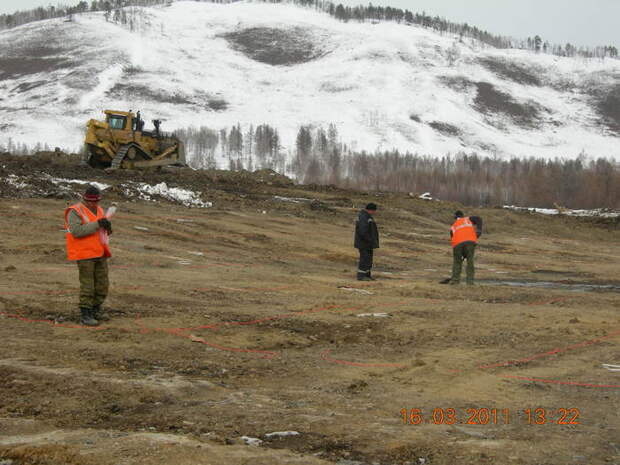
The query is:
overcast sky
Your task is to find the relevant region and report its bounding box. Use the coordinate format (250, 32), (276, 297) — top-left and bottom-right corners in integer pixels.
(1, 0), (618, 47)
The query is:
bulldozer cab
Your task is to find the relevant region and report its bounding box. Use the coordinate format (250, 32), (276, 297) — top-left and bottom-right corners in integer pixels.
(105, 110), (133, 131)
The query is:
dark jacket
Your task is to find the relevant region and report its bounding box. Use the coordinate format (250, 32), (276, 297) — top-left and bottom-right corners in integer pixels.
(354, 209), (379, 249)
(470, 216), (483, 238)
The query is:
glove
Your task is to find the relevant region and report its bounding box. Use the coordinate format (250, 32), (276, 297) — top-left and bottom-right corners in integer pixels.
(98, 218), (113, 234)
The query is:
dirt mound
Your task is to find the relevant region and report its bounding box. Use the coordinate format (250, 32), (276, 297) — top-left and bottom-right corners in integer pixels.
(248, 169), (294, 186)
(0, 154), (298, 210)
(221, 27), (324, 66)
(105, 86), (228, 112)
(437, 77), (546, 128)
(428, 120), (462, 136)
(592, 82), (620, 134)
(438, 75), (473, 92)
(0, 57), (72, 80)
(474, 81), (544, 128)
(478, 57), (542, 86)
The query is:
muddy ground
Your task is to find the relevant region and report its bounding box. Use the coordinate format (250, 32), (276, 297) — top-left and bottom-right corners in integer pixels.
(0, 153), (619, 465)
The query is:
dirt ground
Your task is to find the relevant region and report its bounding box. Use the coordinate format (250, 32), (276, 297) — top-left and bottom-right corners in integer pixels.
(0, 154), (619, 465)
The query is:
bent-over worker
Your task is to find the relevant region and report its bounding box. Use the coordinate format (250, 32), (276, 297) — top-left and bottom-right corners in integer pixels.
(447, 210), (482, 285)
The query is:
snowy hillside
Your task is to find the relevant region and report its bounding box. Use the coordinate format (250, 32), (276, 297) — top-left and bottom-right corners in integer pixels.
(0, 0), (618, 162)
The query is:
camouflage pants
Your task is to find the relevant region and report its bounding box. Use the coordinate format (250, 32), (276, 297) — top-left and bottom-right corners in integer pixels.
(451, 242), (476, 284)
(77, 257), (109, 309)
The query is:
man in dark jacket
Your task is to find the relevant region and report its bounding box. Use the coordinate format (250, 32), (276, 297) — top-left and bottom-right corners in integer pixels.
(354, 203), (380, 281)
(445, 210), (483, 285)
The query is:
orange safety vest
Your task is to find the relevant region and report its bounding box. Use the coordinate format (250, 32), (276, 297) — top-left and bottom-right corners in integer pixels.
(450, 217), (478, 248)
(64, 203), (111, 261)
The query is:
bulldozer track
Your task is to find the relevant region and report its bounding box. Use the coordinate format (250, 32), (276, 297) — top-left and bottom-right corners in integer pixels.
(110, 144), (131, 169)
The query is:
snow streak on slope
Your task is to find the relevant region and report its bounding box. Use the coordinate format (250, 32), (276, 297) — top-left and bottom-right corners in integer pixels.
(0, 0), (618, 161)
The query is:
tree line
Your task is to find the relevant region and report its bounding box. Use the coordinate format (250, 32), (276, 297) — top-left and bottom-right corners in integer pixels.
(290, 125), (618, 209)
(333, 151), (618, 210)
(173, 123), (618, 210)
(175, 123), (287, 173)
(1, 0), (617, 60)
(521, 35), (617, 60)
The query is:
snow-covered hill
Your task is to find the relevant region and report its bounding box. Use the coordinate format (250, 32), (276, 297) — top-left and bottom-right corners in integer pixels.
(0, 0), (618, 162)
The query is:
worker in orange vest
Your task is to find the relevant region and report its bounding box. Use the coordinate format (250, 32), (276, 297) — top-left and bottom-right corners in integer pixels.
(444, 210), (482, 285)
(64, 185), (113, 326)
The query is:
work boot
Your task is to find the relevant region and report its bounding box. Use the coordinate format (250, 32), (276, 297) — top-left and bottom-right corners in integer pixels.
(357, 272), (371, 281)
(80, 308), (99, 327)
(92, 305), (110, 321)
(366, 272), (376, 281)
(439, 278), (452, 284)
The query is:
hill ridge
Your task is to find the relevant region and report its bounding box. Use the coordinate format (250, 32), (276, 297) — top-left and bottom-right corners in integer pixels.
(0, 0), (618, 162)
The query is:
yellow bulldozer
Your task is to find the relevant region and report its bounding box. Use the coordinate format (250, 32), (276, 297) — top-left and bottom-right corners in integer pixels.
(84, 110), (186, 169)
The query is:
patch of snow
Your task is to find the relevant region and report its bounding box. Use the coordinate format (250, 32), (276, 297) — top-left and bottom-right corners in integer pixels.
(240, 436), (263, 446)
(356, 312), (390, 318)
(273, 196), (313, 203)
(123, 181), (212, 208)
(602, 364), (620, 372)
(418, 192), (434, 201)
(134, 226), (149, 231)
(337, 286), (374, 295)
(572, 210), (619, 218)
(503, 205), (619, 218)
(264, 431), (300, 438)
(5, 175), (29, 189)
(47, 177), (110, 191)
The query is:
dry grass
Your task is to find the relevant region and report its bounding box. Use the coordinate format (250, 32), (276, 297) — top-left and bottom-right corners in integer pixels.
(478, 57), (542, 86)
(221, 27), (323, 66)
(0, 173), (618, 465)
(0, 445), (92, 465)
